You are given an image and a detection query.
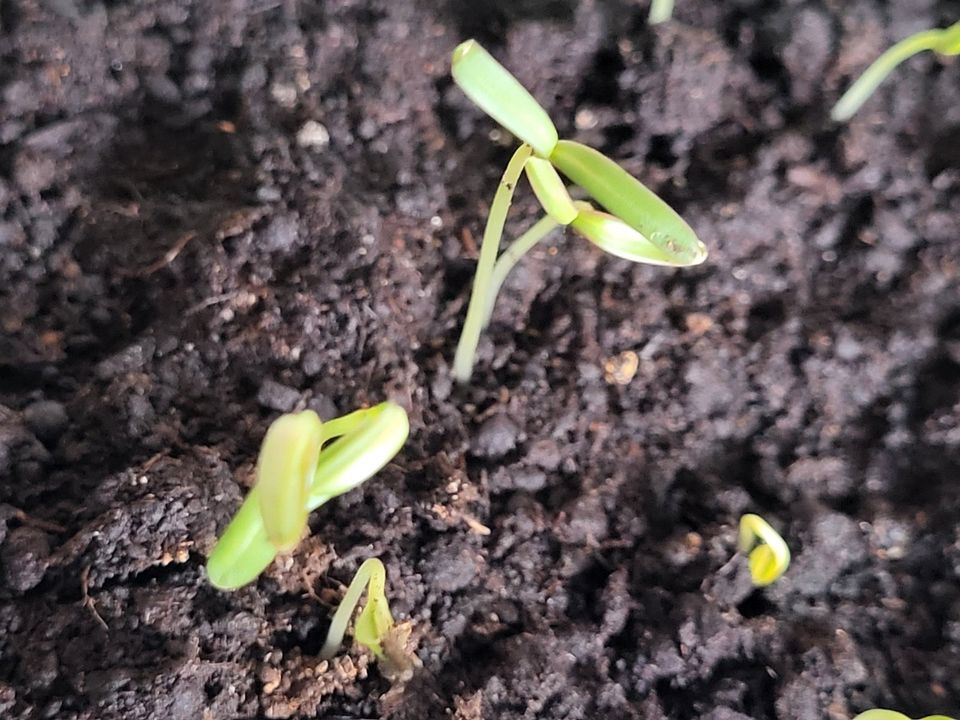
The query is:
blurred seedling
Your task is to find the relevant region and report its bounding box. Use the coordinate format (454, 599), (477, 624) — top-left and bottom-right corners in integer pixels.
(206, 402), (409, 590)
(854, 711), (955, 720)
(320, 558), (420, 681)
(738, 513), (790, 586)
(648, 0), (675, 24)
(450, 39), (707, 382)
(832, 21), (960, 121)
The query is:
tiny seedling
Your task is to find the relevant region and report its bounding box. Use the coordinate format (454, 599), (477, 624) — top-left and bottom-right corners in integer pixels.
(738, 513), (790, 586)
(320, 558), (420, 681)
(648, 0), (675, 24)
(854, 711), (956, 720)
(450, 39), (707, 382)
(206, 402), (409, 590)
(831, 21), (960, 121)
(319, 558), (395, 660)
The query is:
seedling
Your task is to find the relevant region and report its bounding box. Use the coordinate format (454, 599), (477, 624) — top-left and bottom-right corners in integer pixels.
(320, 558), (420, 681)
(450, 39), (707, 382)
(649, 0), (675, 24)
(854, 711), (955, 720)
(320, 558), (395, 660)
(831, 21), (960, 121)
(206, 402), (409, 590)
(738, 513), (790, 586)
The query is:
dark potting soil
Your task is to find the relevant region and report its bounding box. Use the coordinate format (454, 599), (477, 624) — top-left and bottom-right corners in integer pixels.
(2, 0), (960, 718)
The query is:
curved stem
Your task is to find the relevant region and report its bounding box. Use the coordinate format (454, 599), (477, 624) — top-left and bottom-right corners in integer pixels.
(452, 144), (533, 382)
(483, 215), (560, 327)
(319, 558), (389, 659)
(318, 407), (369, 443)
(831, 28), (950, 121)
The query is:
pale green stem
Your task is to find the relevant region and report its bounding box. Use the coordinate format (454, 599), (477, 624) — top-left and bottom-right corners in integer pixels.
(319, 558), (387, 659)
(318, 408), (368, 443)
(648, 0), (674, 24)
(483, 215), (560, 327)
(452, 144), (533, 382)
(831, 28), (952, 121)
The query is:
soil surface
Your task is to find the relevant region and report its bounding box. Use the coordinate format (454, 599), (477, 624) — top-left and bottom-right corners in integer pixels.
(2, 0), (960, 718)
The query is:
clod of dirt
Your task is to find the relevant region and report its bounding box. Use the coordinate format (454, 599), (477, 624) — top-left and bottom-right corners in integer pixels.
(785, 456), (856, 501)
(257, 380), (303, 413)
(490, 464), (548, 493)
(95, 340), (157, 381)
(471, 414), (523, 458)
(420, 540), (481, 593)
(2, 526), (51, 593)
(22, 400), (69, 443)
(783, 513), (868, 598)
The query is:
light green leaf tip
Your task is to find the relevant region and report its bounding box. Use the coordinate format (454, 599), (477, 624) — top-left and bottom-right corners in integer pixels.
(452, 40), (559, 158)
(550, 140), (706, 267)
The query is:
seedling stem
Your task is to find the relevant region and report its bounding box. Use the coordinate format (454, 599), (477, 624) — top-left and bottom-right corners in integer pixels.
(452, 144), (533, 381)
(832, 21), (960, 121)
(649, 0), (675, 24)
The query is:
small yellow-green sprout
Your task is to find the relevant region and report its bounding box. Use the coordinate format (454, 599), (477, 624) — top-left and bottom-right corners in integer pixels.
(318, 557), (421, 681)
(738, 513), (790, 586)
(319, 558), (395, 661)
(450, 39), (707, 382)
(206, 402), (409, 590)
(648, 0), (675, 24)
(854, 711), (956, 720)
(831, 21), (960, 122)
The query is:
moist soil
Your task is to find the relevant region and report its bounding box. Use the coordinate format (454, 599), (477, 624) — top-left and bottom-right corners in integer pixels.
(2, 1), (960, 718)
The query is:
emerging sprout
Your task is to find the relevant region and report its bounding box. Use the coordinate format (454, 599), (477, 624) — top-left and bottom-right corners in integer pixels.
(831, 21), (960, 122)
(320, 558), (420, 681)
(319, 558), (395, 661)
(648, 0), (675, 25)
(206, 402), (409, 590)
(738, 513), (790, 586)
(450, 39), (706, 383)
(854, 711), (955, 720)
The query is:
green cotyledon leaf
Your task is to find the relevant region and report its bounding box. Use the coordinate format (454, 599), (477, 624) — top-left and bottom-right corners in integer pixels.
(451, 40), (558, 158)
(550, 140), (706, 266)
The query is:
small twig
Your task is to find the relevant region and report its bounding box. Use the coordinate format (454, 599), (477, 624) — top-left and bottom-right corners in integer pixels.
(140, 451), (165, 472)
(185, 291), (241, 317)
(130, 230), (197, 277)
(13, 509), (67, 534)
(80, 565), (108, 630)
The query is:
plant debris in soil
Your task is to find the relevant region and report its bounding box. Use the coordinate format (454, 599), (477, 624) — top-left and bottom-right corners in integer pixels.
(1, 0), (960, 718)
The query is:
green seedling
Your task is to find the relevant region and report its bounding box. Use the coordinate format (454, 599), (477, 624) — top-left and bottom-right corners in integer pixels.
(450, 39), (707, 382)
(854, 711), (955, 720)
(319, 558), (421, 681)
(738, 513), (790, 586)
(831, 21), (960, 121)
(319, 558), (395, 661)
(648, 0), (675, 24)
(206, 402), (409, 590)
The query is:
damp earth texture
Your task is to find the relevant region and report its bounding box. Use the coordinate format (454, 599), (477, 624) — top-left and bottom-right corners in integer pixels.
(0, 1), (959, 718)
